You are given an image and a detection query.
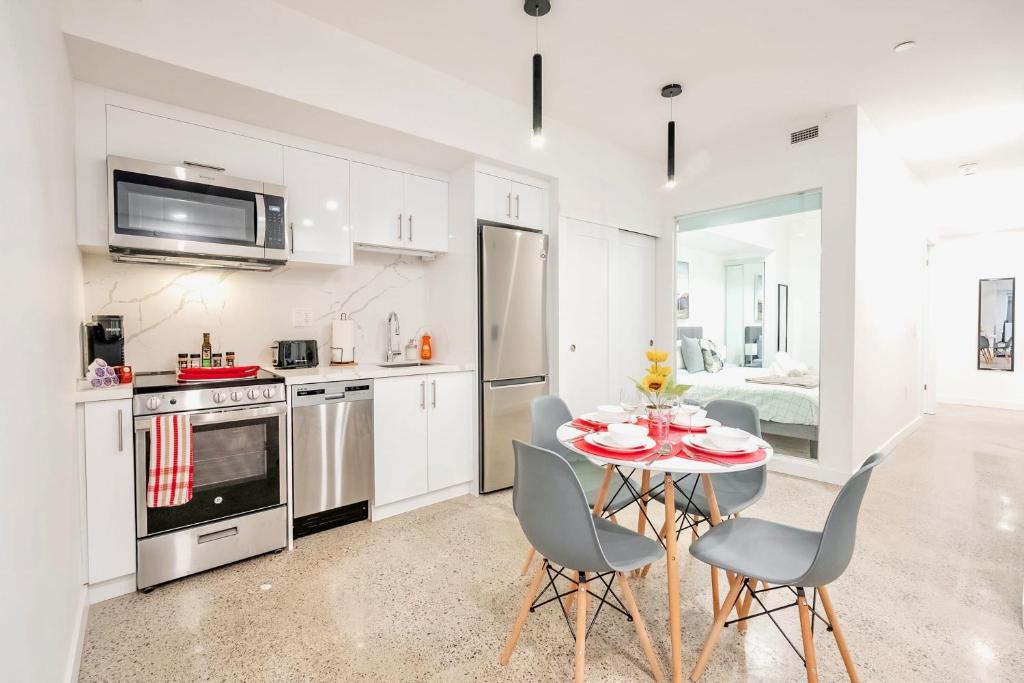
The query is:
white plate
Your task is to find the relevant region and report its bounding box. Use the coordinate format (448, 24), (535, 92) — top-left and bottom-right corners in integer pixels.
(585, 432), (656, 452)
(580, 411), (630, 425)
(684, 433), (757, 455)
(671, 416), (721, 429)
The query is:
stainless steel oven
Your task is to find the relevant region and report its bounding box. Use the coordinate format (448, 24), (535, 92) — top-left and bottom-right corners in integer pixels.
(108, 156), (288, 270)
(132, 374), (288, 589)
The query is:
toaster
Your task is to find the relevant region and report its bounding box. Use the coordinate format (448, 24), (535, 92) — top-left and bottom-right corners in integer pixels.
(271, 340), (319, 369)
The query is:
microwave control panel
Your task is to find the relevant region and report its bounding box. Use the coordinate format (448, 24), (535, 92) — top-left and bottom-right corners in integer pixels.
(264, 195), (287, 250)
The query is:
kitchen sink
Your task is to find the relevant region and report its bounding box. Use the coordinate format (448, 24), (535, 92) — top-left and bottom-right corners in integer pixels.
(376, 361), (433, 368)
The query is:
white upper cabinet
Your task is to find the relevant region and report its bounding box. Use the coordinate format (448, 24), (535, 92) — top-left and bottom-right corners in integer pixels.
(282, 147), (352, 266)
(404, 174), (449, 253)
(475, 171), (546, 231)
(351, 161), (449, 254)
(106, 106), (283, 183)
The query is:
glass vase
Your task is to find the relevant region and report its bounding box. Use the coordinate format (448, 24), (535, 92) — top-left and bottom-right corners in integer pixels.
(646, 407), (670, 440)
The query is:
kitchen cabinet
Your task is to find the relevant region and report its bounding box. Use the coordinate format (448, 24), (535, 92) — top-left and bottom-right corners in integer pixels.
(475, 172), (546, 230)
(84, 399), (136, 584)
(425, 373), (475, 491)
(372, 372), (474, 507)
(351, 162), (449, 254)
(106, 106), (283, 183)
(282, 147), (353, 266)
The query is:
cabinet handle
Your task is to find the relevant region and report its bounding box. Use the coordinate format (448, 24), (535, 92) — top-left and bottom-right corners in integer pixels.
(515, 194), (520, 219)
(409, 214), (414, 242)
(431, 379), (437, 408)
(117, 408), (124, 452)
(569, 344), (576, 353)
(506, 192), (511, 218)
(183, 160), (226, 173)
(649, 339), (654, 347)
(420, 381), (426, 409)
(289, 222), (295, 254)
(398, 213), (403, 241)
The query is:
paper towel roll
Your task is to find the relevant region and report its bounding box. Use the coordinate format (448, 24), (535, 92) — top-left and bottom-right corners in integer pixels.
(331, 316), (355, 364)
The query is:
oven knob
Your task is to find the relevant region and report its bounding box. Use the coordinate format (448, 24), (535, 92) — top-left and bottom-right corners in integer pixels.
(247, 388), (260, 400)
(145, 397), (161, 411)
(230, 391), (244, 402)
(212, 391), (227, 403)
(263, 387), (276, 399)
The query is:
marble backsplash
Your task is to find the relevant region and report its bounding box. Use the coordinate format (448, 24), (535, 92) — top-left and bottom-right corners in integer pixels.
(81, 252), (428, 372)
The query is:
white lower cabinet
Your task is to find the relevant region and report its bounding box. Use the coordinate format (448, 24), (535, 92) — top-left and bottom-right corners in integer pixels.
(373, 372), (474, 508)
(84, 399), (136, 584)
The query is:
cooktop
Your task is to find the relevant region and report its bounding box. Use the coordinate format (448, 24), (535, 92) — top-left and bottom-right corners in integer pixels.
(132, 370), (284, 394)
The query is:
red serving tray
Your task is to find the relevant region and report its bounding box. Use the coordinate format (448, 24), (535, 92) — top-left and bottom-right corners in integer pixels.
(177, 365), (260, 381)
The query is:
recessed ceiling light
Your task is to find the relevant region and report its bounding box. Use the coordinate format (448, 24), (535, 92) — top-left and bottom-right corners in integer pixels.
(324, 200), (339, 211)
(893, 40), (916, 53)
(959, 162), (978, 176)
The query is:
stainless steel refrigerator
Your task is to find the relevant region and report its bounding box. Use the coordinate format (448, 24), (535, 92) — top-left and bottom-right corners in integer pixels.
(479, 223), (549, 493)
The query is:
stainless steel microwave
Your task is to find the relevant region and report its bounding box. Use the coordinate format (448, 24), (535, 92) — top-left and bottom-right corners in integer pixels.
(107, 156), (288, 270)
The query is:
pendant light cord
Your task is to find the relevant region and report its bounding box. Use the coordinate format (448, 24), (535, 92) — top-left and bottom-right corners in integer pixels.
(535, 9), (540, 53)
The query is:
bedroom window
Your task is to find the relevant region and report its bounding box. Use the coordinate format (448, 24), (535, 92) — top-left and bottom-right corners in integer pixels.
(675, 190), (822, 460)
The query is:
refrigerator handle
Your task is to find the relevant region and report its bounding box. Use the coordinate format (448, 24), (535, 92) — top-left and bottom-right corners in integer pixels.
(487, 376), (548, 388)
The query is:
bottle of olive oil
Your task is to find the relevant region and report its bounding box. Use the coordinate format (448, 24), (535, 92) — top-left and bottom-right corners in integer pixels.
(201, 332), (213, 368)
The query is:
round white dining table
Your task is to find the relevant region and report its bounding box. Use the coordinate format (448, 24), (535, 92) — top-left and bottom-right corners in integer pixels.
(556, 422), (773, 683)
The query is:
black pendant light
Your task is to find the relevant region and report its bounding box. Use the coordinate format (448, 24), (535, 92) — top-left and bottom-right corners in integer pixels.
(662, 83), (682, 188)
(525, 1), (551, 148)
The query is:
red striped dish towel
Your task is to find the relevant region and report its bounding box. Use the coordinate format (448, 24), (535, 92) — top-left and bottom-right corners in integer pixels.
(147, 414), (194, 507)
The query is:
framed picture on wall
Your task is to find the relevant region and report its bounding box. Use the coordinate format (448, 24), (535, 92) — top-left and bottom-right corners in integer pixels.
(676, 261), (690, 320)
(978, 277), (1014, 371)
(777, 283), (789, 352)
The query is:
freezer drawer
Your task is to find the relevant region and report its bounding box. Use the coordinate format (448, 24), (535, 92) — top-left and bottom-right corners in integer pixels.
(480, 225), (548, 381)
(481, 377), (549, 493)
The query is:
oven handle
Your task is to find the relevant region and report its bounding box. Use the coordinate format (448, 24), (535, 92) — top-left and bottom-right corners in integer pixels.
(133, 402), (287, 430)
(255, 194), (267, 247)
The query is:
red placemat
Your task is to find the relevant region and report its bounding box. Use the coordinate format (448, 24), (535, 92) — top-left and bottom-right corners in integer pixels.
(571, 417), (607, 431)
(570, 435), (662, 460)
(679, 442), (767, 466)
(638, 417), (710, 433)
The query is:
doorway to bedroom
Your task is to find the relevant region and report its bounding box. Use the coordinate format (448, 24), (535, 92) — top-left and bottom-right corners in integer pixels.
(675, 190), (822, 459)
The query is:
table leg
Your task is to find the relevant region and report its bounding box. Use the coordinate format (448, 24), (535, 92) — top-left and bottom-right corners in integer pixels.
(636, 470), (652, 536)
(664, 473), (683, 683)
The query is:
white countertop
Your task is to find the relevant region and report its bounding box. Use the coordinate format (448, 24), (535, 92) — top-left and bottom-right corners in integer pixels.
(265, 362), (475, 386)
(74, 379), (134, 403)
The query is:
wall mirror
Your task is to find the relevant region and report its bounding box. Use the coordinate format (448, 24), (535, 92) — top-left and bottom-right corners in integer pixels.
(778, 283), (789, 352)
(978, 277), (1014, 371)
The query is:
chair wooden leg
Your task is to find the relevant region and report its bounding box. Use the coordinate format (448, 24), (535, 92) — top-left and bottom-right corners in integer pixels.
(640, 516), (670, 578)
(574, 572), (588, 683)
(520, 547), (536, 576)
(617, 572), (664, 682)
(818, 585), (859, 682)
(500, 559), (548, 665)
(689, 572), (745, 682)
(636, 470), (652, 537)
(797, 590), (819, 683)
(737, 580), (755, 634)
(710, 566), (722, 616)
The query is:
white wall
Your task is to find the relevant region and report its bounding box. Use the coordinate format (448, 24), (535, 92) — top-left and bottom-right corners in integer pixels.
(934, 230), (1024, 409)
(0, 1), (86, 679)
(676, 245), (726, 346)
(851, 110), (926, 461)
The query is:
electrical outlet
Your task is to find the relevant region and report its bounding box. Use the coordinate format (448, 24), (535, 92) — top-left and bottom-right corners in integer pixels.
(292, 307), (314, 328)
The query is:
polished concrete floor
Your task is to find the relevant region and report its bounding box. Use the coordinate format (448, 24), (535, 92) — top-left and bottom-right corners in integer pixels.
(80, 405), (1024, 681)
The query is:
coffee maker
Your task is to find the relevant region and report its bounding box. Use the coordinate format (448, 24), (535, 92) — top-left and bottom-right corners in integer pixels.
(82, 315), (125, 374)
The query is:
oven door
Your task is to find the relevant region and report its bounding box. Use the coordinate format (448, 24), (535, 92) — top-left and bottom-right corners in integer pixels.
(108, 156), (273, 261)
(135, 403), (287, 538)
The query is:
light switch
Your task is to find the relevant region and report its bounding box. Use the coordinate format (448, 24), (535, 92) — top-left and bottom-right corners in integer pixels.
(292, 307), (314, 328)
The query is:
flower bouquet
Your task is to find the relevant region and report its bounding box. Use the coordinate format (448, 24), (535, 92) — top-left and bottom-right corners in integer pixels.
(634, 349), (690, 438)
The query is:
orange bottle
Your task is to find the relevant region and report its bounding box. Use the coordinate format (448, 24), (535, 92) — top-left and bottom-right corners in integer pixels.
(420, 334), (433, 361)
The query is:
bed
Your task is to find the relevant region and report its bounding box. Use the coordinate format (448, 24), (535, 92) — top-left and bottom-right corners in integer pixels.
(676, 326), (819, 457)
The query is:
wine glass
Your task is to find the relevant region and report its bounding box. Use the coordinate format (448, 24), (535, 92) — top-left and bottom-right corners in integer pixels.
(619, 387), (640, 422)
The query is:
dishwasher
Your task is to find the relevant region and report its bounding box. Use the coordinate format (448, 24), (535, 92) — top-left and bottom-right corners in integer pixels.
(291, 380), (373, 538)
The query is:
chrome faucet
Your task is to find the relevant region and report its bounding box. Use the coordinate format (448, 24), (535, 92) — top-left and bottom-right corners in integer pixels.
(385, 312), (403, 362)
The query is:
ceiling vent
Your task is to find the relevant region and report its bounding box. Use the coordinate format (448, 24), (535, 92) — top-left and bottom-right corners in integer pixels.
(790, 125), (819, 144)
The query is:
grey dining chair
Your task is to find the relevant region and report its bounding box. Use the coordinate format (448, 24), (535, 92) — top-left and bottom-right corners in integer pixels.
(500, 441), (665, 683)
(688, 452), (887, 683)
(648, 400), (767, 611)
(520, 396), (641, 576)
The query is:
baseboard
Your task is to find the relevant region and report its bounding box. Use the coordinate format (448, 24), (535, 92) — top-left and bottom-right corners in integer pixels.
(88, 573), (136, 604)
(938, 395), (1024, 411)
(65, 585), (89, 683)
(871, 414), (922, 459)
(767, 455), (849, 485)
(371, 482), (471, 521)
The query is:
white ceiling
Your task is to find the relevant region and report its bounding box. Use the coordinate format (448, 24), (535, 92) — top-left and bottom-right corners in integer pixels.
(279, 0), (1024, 189)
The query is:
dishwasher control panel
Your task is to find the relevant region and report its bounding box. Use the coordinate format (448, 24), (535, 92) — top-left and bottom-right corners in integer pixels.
(291, 381), (373, 405)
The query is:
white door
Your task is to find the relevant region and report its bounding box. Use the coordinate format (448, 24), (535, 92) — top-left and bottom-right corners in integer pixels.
(560, 218), (615, 415)
(373, 376), (430, 506)
(511, 181), (544, 230)
(475, 172), (512, 223)
(106, 106), (283, 183)
(84, 400), (136, 584)
(282, 147), (352, 266)
(612, 230), (658, 398)
(426, 373), (475, 491)
(351, 162), (405, 249)
(404, 174), (449, 253)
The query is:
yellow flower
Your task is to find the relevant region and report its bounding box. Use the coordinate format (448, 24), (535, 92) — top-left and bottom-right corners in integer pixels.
(658, 365), (672, 377)
(646, 349), (669, 363)
(641, 374), (664, 392)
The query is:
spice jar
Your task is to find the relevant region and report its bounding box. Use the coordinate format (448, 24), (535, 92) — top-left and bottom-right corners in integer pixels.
(212, 352), (223, 368)
(225, 351), (235, 368)
(177, 353), (189, 370)
(189, 353), (201, 368)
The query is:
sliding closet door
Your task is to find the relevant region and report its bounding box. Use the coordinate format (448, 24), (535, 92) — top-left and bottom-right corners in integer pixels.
(560, 219), (614, 415)
(612, 230), (657, 397)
